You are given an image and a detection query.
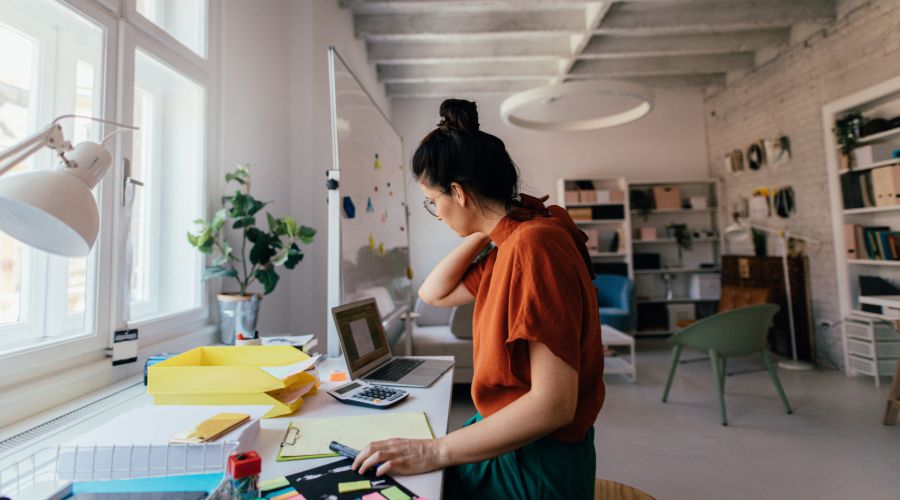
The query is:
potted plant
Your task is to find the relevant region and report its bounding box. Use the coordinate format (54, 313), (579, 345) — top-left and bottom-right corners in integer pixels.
(666, 223), (693, 267)
(833, 112), (863, 170)
(188, 164), (315, 344)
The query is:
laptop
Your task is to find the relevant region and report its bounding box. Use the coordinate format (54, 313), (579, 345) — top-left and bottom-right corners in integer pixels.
(331, 298), (454, 387)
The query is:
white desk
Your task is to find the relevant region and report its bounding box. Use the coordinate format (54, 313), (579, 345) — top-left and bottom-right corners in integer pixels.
(256, 355), (454, 499)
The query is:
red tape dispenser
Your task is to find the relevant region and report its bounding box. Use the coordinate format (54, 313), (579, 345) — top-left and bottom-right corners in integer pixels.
(226, 451), (261, 499)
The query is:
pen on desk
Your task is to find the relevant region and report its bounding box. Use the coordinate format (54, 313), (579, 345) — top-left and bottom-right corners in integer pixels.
(328, 440), (360, 461)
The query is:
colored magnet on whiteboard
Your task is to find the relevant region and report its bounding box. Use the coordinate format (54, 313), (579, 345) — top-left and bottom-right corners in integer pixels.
(406, 267), (413, 279)
(378, 243), (385, 256)
(374, 153), (382, 170)
(366, 197), (374, 212)
(374, 186), (379, 192)
(380, 210), (388, 223)
(389, 191), (393, 197)
(387, 182), (391, 188)
(342, 196), (356, 219)
(400, 226), (405, 231)
(368, 234), (375, 251)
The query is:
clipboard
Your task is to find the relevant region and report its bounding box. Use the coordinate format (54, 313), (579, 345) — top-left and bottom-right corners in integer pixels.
(276, 412), (435, 462)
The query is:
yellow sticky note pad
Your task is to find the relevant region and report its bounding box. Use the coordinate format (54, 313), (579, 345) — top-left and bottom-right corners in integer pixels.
(338, 480), (371, 493)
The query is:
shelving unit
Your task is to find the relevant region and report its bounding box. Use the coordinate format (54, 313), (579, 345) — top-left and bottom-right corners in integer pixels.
(823, 74), (900, 385)
(628, 179), (722, 336)
(558, 178), (632, 283)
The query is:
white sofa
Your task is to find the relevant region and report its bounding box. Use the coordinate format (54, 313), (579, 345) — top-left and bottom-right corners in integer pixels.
(411, 299), (474, 384)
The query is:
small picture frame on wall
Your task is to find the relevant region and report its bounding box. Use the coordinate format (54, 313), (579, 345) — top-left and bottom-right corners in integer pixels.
(725, 149), (745, 175)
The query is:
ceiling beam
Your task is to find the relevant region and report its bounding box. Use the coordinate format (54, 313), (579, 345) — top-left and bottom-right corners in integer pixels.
(341, 0), (594, 15)
(355, 10), (587, 38)
(595, 0), (835, 34)
(387, 79), (550, 98)
(569, 53), (755, 77)
(580, 29), (790, 58)
(566, 73), (726, 88)
(378, 60), (560, 82)
(366, 35), (571, 63)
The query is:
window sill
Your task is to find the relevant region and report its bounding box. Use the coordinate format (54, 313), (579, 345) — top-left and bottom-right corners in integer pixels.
(0, 323), (217, 430)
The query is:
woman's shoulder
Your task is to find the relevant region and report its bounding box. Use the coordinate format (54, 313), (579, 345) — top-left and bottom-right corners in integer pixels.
(505, 217), (574, 254)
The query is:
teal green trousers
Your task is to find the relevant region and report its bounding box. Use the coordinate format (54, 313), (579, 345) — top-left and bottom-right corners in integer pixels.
(443, 413), (596, 500)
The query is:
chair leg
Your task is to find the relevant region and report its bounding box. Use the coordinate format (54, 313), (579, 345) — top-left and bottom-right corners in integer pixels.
(710, 350), (728, 426)
(762, 350), (793, 415)
(720, 358), (727, 391)
(662, 344), (683, 403)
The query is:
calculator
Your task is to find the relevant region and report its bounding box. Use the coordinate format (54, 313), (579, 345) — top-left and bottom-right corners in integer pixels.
(327, 380), (409, 409)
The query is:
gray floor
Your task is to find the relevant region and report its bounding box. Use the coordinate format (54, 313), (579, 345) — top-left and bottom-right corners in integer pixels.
(448, 339), (900, 500)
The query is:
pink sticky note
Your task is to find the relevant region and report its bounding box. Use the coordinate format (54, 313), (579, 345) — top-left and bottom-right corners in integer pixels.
(361, 493), (386, 500)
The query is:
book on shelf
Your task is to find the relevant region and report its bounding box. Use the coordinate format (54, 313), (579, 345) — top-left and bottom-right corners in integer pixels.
(847, 224), (900, 260)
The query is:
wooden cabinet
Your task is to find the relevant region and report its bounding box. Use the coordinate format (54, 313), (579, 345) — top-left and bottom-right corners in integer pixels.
(721, 255), (815, 363)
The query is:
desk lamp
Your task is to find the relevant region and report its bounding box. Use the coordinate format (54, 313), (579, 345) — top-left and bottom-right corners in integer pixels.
(0, 115), (137, 257)
(724, 220), (820, 370)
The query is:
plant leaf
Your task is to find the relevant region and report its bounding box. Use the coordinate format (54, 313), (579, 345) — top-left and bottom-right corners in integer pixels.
(250, 237), (276, 265)
(211, 208), (228, 233)
(284, 243), (304, 269)
(299, 225), (316, 244)
(254, 267), (280, 295)
(232, 215), (255, 229)
(203, 265), (238, 280)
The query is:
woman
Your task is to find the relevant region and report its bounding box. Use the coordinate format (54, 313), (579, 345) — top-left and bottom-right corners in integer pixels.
(352, 99), (605, 499)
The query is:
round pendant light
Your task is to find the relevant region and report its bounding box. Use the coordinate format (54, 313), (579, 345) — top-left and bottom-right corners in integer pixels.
(500, 80), (654, 132)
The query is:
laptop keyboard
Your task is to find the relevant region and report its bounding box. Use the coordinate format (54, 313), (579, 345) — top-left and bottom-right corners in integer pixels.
(365, 358), (426, 382)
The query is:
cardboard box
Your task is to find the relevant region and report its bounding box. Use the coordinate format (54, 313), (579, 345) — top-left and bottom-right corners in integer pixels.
(609, 190), (625, 203)
(872, 165), (900, 207)
(652, 186), (682, 210)
(854, 142), (900, 166)
(147, 346), (320, 418)
(689, 196), (708, 209)
(689, 274), (721, 300)
(567, 207), (592, 220)
(637, 227), (658, 241)
(565, 191), (580, 204)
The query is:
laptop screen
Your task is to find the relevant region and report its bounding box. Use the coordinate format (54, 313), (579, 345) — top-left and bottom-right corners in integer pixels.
(331, 298), (391, 375)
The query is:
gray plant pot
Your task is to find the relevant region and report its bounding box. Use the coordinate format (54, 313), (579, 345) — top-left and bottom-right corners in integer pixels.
(217, 293), (261, 344)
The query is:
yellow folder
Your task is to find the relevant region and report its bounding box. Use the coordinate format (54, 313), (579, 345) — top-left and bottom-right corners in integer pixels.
(147, 346), (319, 418)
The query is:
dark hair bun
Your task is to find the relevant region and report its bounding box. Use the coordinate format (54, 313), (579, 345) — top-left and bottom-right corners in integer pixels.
(439, 99), (479, 133)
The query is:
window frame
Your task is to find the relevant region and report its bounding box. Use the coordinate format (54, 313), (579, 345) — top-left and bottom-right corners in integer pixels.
(0, 0), (118, 371)
(0, 0), (221, 415)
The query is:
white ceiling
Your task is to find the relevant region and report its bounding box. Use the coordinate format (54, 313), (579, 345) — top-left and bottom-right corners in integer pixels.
(339, 0), (837, 98)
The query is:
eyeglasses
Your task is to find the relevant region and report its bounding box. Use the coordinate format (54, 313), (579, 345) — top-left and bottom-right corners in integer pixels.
(423, 192), (447, 217)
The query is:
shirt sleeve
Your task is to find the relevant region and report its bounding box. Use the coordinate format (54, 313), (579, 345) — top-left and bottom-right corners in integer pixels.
(461, 256), (487, 296)
(505, 239), (583, 372)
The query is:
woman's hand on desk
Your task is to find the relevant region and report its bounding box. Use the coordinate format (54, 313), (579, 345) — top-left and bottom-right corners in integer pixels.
(352, 437), (444, 476)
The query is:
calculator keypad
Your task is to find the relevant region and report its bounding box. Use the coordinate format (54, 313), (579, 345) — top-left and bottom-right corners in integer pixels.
(355, 385), (401, 402)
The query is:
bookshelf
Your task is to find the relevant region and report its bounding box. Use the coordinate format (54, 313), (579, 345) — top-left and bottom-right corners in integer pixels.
(627, 179), (722, 336)
(823, 74), (900, 384)
(557, 177), (632, 281)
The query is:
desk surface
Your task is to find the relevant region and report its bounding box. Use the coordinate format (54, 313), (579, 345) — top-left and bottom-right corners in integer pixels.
(258, 355), (455, 500)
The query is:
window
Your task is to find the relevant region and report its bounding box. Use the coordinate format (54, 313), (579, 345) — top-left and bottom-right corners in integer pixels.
(135, 0), (208, 58)
(129, 49), (206, 322)
(0, 0), (104, 351)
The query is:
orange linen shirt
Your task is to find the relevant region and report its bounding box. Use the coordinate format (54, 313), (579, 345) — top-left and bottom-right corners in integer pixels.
(462, 196), (605, 443)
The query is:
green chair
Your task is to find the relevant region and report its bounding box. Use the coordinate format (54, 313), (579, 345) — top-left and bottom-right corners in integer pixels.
(661, 304), (793, 426)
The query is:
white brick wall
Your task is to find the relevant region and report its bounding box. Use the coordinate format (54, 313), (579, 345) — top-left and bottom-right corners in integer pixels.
(704, 0), (900, 368)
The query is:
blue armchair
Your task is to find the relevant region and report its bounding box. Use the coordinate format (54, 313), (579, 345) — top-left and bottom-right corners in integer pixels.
(593, 274), (634, 332)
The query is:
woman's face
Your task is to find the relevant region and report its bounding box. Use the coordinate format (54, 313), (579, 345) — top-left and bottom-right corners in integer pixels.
(419, 181), (478, 236)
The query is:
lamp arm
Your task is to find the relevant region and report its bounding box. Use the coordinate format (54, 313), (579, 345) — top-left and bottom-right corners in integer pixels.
(0, 123), (62, 175)
(743, 222), (820, 244)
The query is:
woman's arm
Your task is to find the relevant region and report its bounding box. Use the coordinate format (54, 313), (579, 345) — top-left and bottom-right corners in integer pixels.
(418, 233), (491, 307)
(352, 340), (579, 476)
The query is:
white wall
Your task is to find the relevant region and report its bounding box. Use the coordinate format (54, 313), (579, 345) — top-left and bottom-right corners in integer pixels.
(221, 0), (389, 342)
(704, 0), (900, 368)
(392, 89), (711, 292)
(221, 0), (292, 333)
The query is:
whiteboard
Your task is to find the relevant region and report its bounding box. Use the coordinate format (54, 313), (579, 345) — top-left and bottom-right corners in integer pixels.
(326, 48), (412, 357)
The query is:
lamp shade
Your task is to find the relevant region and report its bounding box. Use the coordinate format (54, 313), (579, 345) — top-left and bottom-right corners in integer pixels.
(0, 169), (99, 257)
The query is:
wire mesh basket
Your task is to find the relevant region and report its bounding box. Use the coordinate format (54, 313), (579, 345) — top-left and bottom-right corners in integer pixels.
(0, 441), (237, 498)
